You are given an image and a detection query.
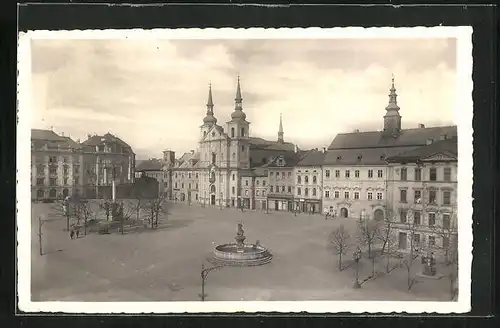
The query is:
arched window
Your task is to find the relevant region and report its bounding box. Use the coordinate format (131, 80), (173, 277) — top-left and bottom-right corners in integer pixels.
(211, 153), (216, 165)
(313, 176), (317, 183)
(231, 128), (235, 138)
(210, 185), (216, 193)
(210, 171), (216, 182)
(37, 189), (44, 198)
(49, 188), (57, 198)
(297, 176), (301, 184)
(305, 176), (309, 183)
(241, 127), (245, 137)
(312, 188), (316, 196)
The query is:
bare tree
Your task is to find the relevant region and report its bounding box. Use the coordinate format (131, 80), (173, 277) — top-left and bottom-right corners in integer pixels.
(399, 211), (424, 290)
(74, 199), (94, 236)
(329, 225), (351, 271)
(51, 199), (72, 231)
(377, 207), (397, 255)
(431, 212), (458, 265)
(145, 196), (167, 229)
(99, 198), (113, 221)
(356, 218), (380, 259)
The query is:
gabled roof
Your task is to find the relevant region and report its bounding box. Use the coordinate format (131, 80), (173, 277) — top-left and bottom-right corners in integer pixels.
(31, 129), (65, 141)
(328, 125), (457, 150)
(136, 158), (163, 171)
(249, 137), (296, 152)
(385, 138), (458, 163)
(324, 146), (416, 166)
(82, 133), (132, 150)
(176, 151), (200, 169)
(296, 150), (326, 167)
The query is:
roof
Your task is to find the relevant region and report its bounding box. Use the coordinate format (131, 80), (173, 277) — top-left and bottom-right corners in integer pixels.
(82, 133), (132, 149)
(296, 150), (326, 167)
(385, 138), (458, 163)
(31, 129), (65, 141)
(249, 137), (296, 152)
(266, 152), (303, 168)
(328, 125), (457, 150)
(135, 158), (163, 171)
(323, 146), (416, 166)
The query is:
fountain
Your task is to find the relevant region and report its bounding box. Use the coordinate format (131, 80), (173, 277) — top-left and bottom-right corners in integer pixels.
(209, 223), (273, 267)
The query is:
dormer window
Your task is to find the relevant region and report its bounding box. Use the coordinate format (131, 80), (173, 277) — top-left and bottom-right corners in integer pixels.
(380, 154), (386, 161)
(336, 156), (342, 161)
(357, 155), (362, 161)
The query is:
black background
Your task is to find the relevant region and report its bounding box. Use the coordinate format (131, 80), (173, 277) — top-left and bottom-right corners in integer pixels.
(0, 1), (497, 327)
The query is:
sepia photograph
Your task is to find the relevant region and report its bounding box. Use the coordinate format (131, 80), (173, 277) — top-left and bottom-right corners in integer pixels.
(17, 27), (473, 313)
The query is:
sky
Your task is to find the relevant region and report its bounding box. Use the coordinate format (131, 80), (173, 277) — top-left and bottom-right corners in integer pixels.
(29, 37), (457, 160)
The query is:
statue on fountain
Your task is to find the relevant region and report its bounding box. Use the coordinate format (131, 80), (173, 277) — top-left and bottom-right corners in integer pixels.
(235, 223), (246, 252)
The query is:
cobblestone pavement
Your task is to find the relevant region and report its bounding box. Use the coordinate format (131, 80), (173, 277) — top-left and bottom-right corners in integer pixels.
(29, 201), (455, 302)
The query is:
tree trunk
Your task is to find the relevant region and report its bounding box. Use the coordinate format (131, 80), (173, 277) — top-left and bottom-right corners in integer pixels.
(372, 255), (376, 277)
(66, 214), (70, 232)
(407, 266), (412, 290)
(368, 243), (372, 258)
(338, 253), (342, 271)
(386, 254), (390, 273)
(38, 217), (43, 256)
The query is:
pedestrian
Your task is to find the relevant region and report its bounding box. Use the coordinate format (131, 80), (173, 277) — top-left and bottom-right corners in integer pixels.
(76, 228), (80, 239)
(70, 229), (75, 239)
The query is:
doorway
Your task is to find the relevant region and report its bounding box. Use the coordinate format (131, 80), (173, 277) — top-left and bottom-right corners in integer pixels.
(340, 207), (348, 218)
(374, 209), (384, 221)
(274, 200), (279, 211)
(210, 194), (216, 205)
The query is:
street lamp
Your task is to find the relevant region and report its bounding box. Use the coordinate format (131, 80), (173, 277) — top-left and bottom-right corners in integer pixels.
(353, 246), (362, 289)
(220, 192), (223, 210)
(200, 263), (225, 301)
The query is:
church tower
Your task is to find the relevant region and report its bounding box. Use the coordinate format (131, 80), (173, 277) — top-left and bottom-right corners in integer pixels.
(383, 75), (402, 136)
(227, 75), (250, 168)
(200, 83), (217, 139)
(277, 113), (284, 143)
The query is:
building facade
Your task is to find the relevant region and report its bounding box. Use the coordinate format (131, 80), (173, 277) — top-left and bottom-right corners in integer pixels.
(323, 77), (457, 220)
(386, 138), (458, 255)
(135, 158), (167, 196)
(294, 150), (325, 214)
(266, 153), (301, 212)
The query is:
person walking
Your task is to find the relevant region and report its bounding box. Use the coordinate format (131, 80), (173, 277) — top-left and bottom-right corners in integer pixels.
(70, 229), (75, 239)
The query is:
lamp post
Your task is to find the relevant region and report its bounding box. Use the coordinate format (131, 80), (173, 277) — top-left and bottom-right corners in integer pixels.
(353, 246), (362, 289)
(203, 191), (206, 208)
(266, 197), (269, 214)
(200, 263), (225, 301)
(220, 192), (223, 210)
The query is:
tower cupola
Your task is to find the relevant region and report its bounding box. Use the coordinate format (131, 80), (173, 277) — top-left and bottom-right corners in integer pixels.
(383, 74), (402, 136)
(230, 75), (247, 121)
(203, 83), (217, 125)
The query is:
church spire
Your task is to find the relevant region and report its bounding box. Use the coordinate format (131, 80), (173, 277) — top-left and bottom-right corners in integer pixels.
(383, 74), (402, 135)
(203, 82), (217, 125)
(230, 74), (246, 121)
(277, 113), (284, 143)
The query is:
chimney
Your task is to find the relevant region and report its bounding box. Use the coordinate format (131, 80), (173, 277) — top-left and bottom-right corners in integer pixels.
(439, 134), (447, 140)
(418, 123), (425, 128)
(322, 147), (327, 153)
(426, 138), (434, 145)
(87, 133), (92, 139)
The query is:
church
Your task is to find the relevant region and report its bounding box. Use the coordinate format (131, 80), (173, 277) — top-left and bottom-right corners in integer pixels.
(162, 77), (299, 209)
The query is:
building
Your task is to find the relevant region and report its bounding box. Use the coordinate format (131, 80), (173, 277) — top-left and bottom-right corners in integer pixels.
(31, 129), (83, 200)
(135, 158), (167, 196)
(385, 137), (458, 254)
(163, 77), (299, 208)
(294, 149), (326, 214)
(266, 152), (303, 212)
(322, 77), (457, 220)
(80, 133), (136, 198)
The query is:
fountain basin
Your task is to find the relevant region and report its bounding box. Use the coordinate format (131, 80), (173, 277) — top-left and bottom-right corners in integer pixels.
(209, 243), (273, 267)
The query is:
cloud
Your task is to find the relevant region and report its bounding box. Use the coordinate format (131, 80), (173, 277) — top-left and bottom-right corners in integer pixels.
(29, 37), (457, 159)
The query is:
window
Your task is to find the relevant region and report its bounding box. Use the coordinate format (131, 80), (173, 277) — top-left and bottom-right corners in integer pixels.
(49, 156), (57, 163)
(188, 183), (191, 189)
(377, 192), (383, 200)
(400, 189), (407, 202)
(429, 190), (437, 204)
(256, 190), (260, 196)
(49, 178), (56, 186)
(378, 170), (383, 178)
(270, 186), (274, 192)
(288, 186), (292, 193)
(196, 173), (198, 179)
(241, 127), (245, 137)
(49, 165), (57, 175)
(231, 128), (235, 137)
(245, 190), (248, 196)
(354, 191), (359, 200)
(413, 234), (421, 246)
(276, 173), (280, 180)
(335, 170), (340, 178)
(312, 188), (316, 196)
(355, 170), (359, 178)
(334, 191), (340, 198)
(188, 173), (191, 179)
(263, 181), (266, 186)
(297, 176), (301, 184)
(256, 180), (260, 186)
(414, 211), (421, 225)
(398, 232), (407, 249)
(367, 192), (373, 200)
(196, 183), (199, 190)
(282, 186), (285, 193)
(262, 190), (266, 196)
(400, 168), (407, 181)
(444, 167), (452, 182)
(241, 145), (245, 152)
(414, 168), (422, 181)
(175, 173), (178, 179)
(288, 172), (291, 177)
(428, 213), (436, 227)
(305, 176), (309, 183)
(442, 236), (450, 249)
(36, 178), (44, 186)
(368, 170), (373, 178)
(345, 170), (350, 178)
(211, 153), (216, 165)
(212, 131), (215, 137)
(245, 180), (248, 186)
(297, 188), (301, 195)
(181, 183), (184, 188)
(443, 191), (451, 205)
(429, 167), (437, 181)
(325, 190), (330, 198)
(313, 176), (317, 184)
(305, 188), (309, 197)
(63, 156), (68, 163)
(282, 172), (285, 179)
(400, 209), (407, 223)
(175, 182), (178, 189)
(325, 170), (330, 178)
(442, 214), (451, 229)
(344, 191), (349, 199)
(428, 236), (436, 248)
(196, 194), (199, 200)
(232, 186), (235, 194)
(414, 190), (422, 203)
(270, 172), (274, 177)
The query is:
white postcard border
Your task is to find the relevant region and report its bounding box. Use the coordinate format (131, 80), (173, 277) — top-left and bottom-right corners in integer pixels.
(17, 26), (473, 314)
